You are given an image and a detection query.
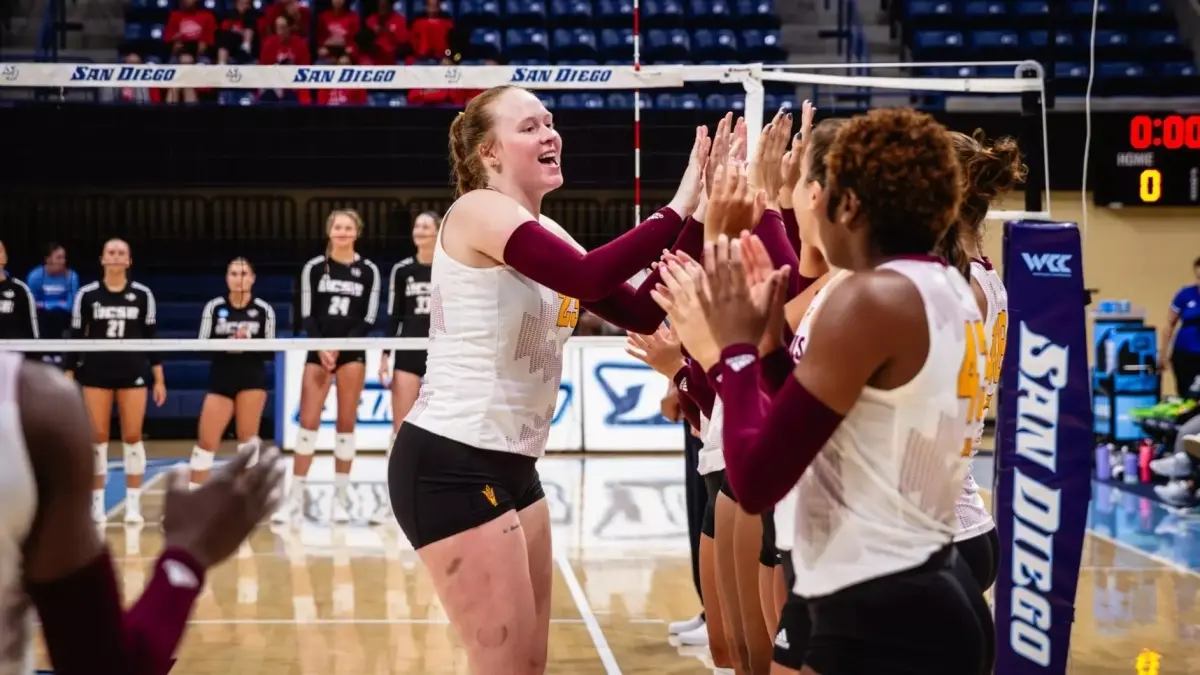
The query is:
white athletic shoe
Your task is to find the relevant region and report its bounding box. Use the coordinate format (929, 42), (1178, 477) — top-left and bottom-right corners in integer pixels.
(92, 493), (107, 524)
(331, 487), (354, 524)
(677, 622), (709, 646)
(272, 484), (304, 524)
(369, 500), (394, 526)
(1154, 480), (1199, 507)
(1150, 451), (1193, 479)
(668, 614), (704, 635)
(124, 494), (144, 525)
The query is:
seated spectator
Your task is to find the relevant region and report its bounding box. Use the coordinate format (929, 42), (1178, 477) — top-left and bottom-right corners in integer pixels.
(25, 243), (77, 354)
(105, 53), (162, 104)
(219, 0), (261, 62)
(410, 0), (452, 61)
(366, 3), (409, 65)
(260, 15), (311, 65)
(317, 53), (370, 106)
(165, 0), (217, 56)
(165, 49), (205, 104)
(318, 0), (361, 52)
(260, 0), (311, 39)
(349, 25), (380, 64)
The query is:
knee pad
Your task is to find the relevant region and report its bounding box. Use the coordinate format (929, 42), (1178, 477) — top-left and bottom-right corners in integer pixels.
(294, 429), (317, 457)
(93, 443), (108, 477)
(334, 432), (356, 462)
(123, 442), (147, 476)
(190, 446), (215, 473)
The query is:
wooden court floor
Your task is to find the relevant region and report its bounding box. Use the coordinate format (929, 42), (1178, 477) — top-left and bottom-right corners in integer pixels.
(35, 451), (1200, 675)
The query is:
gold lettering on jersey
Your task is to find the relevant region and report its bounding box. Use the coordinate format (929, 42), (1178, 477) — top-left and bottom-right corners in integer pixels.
(318, 277), (365, 296)
(93, 304), (140, 320)
(555, 293), (579, 329)
(957, 319), (988, 457)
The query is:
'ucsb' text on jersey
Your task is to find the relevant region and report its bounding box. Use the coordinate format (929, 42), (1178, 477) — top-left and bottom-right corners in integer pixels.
(300, 254), (381, 338)
(0, 276), (38, 340)
(198, 295), (277, 367)
(387, 256), (432, 339)
(70, 281), (160, 373)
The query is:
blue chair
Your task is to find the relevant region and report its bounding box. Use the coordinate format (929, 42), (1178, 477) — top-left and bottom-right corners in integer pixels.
(218, 91), (256, 106)
(645, 28), (691, 61)
(599, 28), (634, 60)
(912, 30), (964, 51)
(408, 0), (453, 16)
(507, 58), (547, 65)
(458, 0), (501, 23)
(1125, 0), (1167, 16)
(642, 0), (685, 27)
(596, 0), (634, 24)
(1096, 62), (1144, 79)
(124, 23), (150, 41)
(552, 28), (598, 59)
(962, 2), (1006, 18)
(693, 29), (738, 61)
(905, 1), (952, 18)
(704, 92), (728, 110)
(556, 92), (605, 109)
(740, 29), (785, 61)
(506, 27), (549, 59)
(606, 92), (633, 108)
(558, 58), (599, 65)
(970, 30), (1019, 51)
(1024, 30), (1074, 48)
(732, 0), (778, 28)
(763, 92), (797, 110)
(506, 0), (547, 22)
(1092, 30), (1129, 48)
(1137, 30), (1179, 47)
(1160, 61), (1196, 78)
(1054, 62), (1088, 79)
(469, 27), (503, 58)
(1014, 1), (1048, 15)
(550, 0), (593, 25)
(691, 0), (733, 26)
(535, 92), (556, 108)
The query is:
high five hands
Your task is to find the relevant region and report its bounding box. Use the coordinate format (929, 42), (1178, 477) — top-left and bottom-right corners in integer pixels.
(667, 125), (713, 220)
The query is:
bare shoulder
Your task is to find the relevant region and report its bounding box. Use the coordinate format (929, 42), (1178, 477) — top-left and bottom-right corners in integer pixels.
(449, 189), (536, 228)
(815, 268), (921, 327)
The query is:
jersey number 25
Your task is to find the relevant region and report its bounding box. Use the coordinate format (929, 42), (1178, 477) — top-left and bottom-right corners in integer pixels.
(957, 320), (988, 456)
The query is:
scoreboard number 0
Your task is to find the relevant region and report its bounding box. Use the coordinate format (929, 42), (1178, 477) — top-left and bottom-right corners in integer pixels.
(1139, 168), (1162, 203)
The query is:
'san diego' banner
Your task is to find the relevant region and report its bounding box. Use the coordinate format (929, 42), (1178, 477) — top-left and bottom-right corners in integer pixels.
(994, 220), (1092, 674)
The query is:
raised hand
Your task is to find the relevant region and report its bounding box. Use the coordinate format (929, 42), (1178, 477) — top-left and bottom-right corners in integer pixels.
(707, 159), (767, 238)
(667, 125), (712, 220)
(650, 260), (721, 369)
(706, 112), (735, 197)
(739, 231), (790, 352)
(699, 234), (790, 349)
(625, 323), (686, 377)
(780, 100), (815, 207)
(162, 439), (286, 569)
(750, 107), (793, 208)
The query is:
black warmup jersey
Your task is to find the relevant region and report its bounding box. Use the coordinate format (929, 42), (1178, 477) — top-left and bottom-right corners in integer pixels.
(198, 295), (276, 365)
(387, 257), (433, 339)
(0, 275), (39, 340)
(70, 280), (159, 374)
(300, 254), (381, 338)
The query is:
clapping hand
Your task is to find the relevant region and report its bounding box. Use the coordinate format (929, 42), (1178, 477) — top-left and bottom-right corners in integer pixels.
(749, 107), (793, 210)
(699, 234), (789, 350)
(625, 323), (686, 377)
(707, 154), (767, 239)
(650, 259), (721, 369)
(667, 125), (713, 220)
(705, 113), (735, 197)
(780, 100), (814, 206)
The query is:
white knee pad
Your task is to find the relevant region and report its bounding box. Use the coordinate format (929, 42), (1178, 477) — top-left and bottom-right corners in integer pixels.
(123, 442), (147, 476)
(190, 446), (215, 473)
(93, 443), (108, 477)
(334, 432), (356, 462)
(294, 429), (317, 457)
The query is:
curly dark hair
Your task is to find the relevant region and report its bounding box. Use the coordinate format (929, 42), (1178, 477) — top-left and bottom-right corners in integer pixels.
(824, 108), (963, 260)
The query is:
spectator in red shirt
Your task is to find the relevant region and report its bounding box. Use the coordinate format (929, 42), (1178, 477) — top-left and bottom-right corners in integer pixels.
(410, 0), (453, 61)
(105, 53), (162, 104)
(318, 0), (360, 50)
(260, 0), (310, 39)
(164, 50), (204, 104)
(260, 15), (311, 65)
(165, 0), (217, 56)
(219, 0), (260, 62)
(317, 53), (370, 106)
(366, 3), (409, 65)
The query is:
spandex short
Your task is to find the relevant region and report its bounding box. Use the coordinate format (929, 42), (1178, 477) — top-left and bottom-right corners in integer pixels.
(773, 552), (811, 670)
(74, 365), (149, 390)
(209, 361), (268, 399)
(701, 470), (723, 538)
(803, 546), (993, 675)
(955, 527), (1000, 593)
(392, 349), (428, 378)
(305, 350), (366, 369)
(760, 509), (779, 567)
(388, 421), (545, 549)
(719, 473), (737, 502)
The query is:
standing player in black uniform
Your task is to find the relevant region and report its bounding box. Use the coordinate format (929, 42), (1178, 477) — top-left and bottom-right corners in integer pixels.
(0, 240), (40, 343)
(189, 257), (277, 488)
(275, 209), (381, 524)
(67, 238), (166, 525)
(372, 211), (437, 525)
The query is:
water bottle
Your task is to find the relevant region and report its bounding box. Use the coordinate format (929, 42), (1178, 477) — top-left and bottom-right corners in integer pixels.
(1096, 442), (1112, 480)
(1138, 440), (1154, 483)
(1123, 448), (1139, 484)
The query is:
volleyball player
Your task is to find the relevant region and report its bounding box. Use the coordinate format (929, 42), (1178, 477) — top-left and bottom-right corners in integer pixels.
(276, 209), (381, 524)
(190, 257), (277, 489)
(657, 109), (993, 674)
(1, 352), (284, 675)
(389, 84), (708, 673)
(937, 130), (1026, 592)
(68, 239), (166, 525)
(372, 211), (437, 525)
(0, 240), (40, 342)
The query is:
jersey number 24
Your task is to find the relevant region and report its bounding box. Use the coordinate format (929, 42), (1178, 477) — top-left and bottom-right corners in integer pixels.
(957, 319), (988, 457)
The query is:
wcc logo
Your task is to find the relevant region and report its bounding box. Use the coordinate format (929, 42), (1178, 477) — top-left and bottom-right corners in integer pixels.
(593, 362), (672, 426)
(1021, 253), (1073, 278)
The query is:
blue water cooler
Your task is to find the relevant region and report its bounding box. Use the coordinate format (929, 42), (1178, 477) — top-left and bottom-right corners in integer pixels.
(1092, 300), (1160, 442)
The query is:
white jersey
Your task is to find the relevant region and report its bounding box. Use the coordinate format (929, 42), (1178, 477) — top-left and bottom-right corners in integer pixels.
(955, 258), (1008, 541)
(790, 258), (984, 598)
(698, 397), (725, 476)
(774, 270), (851, 552)
(0, 353), (37, 675)
(405, 203), (577, 457)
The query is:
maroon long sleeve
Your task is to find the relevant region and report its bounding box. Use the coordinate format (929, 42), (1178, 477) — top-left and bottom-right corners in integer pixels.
(503, 207), (684, 302)
(782, 208), (802, 258)
(755, 209), (802, 298)
(582, 215), (705, 334)
(759, 345), (795, 396)
(29, 547), (205, 675)
(672, 366), (704, 430)
(712, 344), (845, 513)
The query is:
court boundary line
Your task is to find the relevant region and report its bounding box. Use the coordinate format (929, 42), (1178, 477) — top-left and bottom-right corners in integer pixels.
(1084, 528), (1200, 578)
(555, 551), (623, 675)
(105, 462), (173, 520)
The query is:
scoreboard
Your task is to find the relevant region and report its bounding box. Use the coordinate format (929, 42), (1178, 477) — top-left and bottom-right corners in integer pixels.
(1091, 114), (1200, 206)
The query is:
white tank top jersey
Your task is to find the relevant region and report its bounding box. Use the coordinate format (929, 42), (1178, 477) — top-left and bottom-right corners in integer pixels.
(698, 397), (725, 476)
(790, 258), (985, 598)
(404, 202), (578, 457)
(955, 257), (1009, 541)
(0, 353), (37, 675)
(774, 270), (851, 552)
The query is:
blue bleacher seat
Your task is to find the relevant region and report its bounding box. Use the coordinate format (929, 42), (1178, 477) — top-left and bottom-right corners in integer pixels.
(458, 0), (501, 22)
(1024, 30), (1074, 48)
(535, 92), (556, 108)
(963, 2), (1006, 17)
(704, 92), (729, 110)
(645, 28), (691, 61)
(1015, 1), (1048, 15)
(970, 30), (1019, 50)
(469, 27), (503, 58)
(1055, 62), (1088, 79)
(906, 1), (952, 18)
(552, 28), (598, 59)
(408, 0), (453, 16)
(550, 0), (592, 24)
(913, 30), (964, 50)
(1161, 61), (1196, 77)
(740, 29), (785, 61)
(1126, 0), (1167, 16)
(693, 29), (738, 61)
(124, 23), (149, 41)
(506, 0), (547, 22)
(506, 27), (549, 59)
(599, 28), (634, 60)
(733, 0), (778, 28)
(596, 0), (634, 24)
(642, 0), (685, 26)
(556, 92), (605, 109)
(606, 92), (633, 108)
(1097, 62), (1144, 78)
(1069, 1), (1109, 16)
(1138, 30), (1179, 47)
(691, 0), (733, 26)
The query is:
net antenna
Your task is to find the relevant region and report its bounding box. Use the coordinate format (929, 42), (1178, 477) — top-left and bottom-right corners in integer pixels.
(0, 60), (1051, 225)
